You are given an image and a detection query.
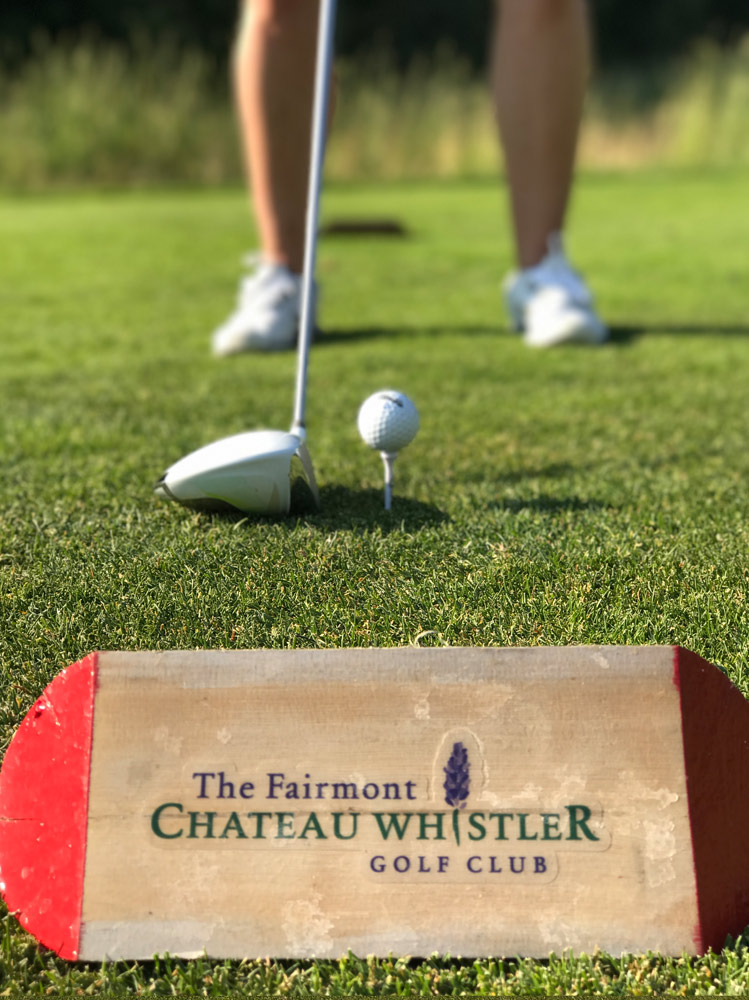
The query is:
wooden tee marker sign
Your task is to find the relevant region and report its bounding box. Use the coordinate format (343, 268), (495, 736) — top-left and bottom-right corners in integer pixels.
(2, 646), (749, 960)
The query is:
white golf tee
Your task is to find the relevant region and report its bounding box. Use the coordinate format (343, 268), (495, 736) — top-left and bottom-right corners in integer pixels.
(380, 451), (397, 510)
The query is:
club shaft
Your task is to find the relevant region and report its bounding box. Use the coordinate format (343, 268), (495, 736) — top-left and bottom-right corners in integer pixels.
(291, 0), (337, 437)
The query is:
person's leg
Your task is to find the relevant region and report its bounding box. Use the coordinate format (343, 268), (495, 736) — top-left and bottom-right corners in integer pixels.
(492, 0), (590, 270)
(492, 0), (606, 346)
(234, 0), (320, 274)
(213, 0), (329, 355)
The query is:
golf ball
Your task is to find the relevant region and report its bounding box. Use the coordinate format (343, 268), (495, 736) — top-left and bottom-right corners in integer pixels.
(357, 390), (419, 452)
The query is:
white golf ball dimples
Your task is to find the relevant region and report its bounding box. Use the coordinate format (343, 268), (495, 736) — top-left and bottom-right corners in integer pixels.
(357, 390), (419, 452)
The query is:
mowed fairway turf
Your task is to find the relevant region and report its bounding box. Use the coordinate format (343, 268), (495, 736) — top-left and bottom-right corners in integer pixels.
(2, 172), (749, 993)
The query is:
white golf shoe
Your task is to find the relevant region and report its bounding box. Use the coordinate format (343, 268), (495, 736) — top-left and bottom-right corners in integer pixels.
(503, 234), (608, 348)
(212, 255), (311, 356)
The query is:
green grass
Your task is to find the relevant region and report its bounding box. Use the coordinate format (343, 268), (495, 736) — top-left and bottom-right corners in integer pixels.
(4, 35), (749, 188)
(2, 171), (749, 993)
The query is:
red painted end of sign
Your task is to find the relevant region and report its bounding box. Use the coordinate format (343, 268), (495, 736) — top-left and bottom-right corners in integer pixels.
(0, 653), (98, 959)
(675, 646), (749, 953)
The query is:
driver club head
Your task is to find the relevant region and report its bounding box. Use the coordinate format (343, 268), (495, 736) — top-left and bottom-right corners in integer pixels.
(155, 0), (334, 521)
(154, 430), (320, 516)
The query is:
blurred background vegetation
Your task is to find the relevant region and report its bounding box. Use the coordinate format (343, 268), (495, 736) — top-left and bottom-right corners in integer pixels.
(1, 1), (749, 188)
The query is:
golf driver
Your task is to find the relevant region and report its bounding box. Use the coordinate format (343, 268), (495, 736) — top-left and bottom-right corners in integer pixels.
(154, 0), (337, 516)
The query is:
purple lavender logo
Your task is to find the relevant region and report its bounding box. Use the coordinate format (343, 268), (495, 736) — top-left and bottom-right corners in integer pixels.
(443, 741), (470, 809)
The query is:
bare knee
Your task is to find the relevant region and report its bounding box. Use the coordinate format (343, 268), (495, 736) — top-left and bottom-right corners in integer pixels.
(498, 0), (584, 32)
(239, 0), (315, 30)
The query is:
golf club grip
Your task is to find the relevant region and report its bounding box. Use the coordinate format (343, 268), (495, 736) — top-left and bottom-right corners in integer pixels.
(292, 0), (338, 436)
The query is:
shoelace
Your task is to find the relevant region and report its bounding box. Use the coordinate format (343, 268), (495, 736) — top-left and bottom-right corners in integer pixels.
(528, 240), (592, 307)
(238, 253), (297, 306)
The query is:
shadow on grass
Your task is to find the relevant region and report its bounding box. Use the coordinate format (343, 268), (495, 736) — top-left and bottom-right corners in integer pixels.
(321, 322), (749, 347)
(319, 325), (500, 345)
(609, 322), (749, 344)
(191, 487), (448, 531)
(490, 495), (605, 514)
(311, 485), (449, 531)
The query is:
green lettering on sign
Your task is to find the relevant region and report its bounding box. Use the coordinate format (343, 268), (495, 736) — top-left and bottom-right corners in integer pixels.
(151, 802), (183, 839)
(566, 804), (600, 841)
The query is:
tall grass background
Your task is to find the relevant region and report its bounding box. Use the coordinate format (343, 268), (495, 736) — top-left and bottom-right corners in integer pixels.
(1, 34), (749, 189)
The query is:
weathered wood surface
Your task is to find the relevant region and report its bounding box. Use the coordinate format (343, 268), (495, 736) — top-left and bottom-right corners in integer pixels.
(2, 646), (748, 959)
